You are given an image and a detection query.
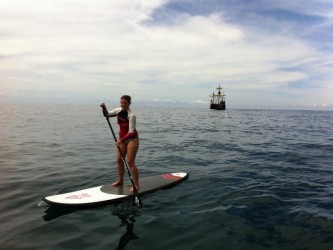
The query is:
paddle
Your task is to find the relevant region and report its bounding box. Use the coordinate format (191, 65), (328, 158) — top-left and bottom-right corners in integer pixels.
(102, 106), (143, 209)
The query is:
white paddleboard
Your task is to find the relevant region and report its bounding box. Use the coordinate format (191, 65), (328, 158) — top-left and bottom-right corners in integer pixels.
(43, 172), (188, 207)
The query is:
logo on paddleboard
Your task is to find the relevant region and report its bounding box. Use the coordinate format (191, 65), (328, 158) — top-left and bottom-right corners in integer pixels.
(162, 173), (181, 180)
(65, 193), (92, 199)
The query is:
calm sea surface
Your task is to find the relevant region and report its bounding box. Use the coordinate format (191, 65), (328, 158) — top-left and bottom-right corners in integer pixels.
(1, 104), (333, 250)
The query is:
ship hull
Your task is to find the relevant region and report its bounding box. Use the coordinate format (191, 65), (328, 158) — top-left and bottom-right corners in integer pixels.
(210, 102), (226, 110)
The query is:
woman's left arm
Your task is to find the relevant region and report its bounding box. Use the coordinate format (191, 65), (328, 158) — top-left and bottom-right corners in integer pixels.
(128, 114), (136, 133)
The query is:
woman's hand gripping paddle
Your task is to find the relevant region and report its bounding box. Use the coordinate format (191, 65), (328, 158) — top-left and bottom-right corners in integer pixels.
(102, 105), (143, 209)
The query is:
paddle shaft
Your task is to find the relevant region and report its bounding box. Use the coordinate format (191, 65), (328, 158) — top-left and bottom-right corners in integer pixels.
(104, 112), (142, 208)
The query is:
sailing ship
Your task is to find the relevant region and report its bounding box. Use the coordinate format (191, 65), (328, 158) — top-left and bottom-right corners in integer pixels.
(209, 85), (226, 110)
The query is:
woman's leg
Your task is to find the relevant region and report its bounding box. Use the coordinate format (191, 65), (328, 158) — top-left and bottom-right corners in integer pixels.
(126, 138), (140, 191)
(113, 143), (127, 186)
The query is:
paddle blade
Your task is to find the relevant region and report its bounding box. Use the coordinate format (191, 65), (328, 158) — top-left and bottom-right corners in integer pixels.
(134, 196), (143, 209)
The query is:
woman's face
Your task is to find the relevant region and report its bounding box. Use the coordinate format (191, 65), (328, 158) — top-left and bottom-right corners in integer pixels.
(120, 98), (130, 110)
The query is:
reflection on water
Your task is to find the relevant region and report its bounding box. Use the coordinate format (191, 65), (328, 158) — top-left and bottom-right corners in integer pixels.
(113, 211), (139, 250)
(43, 205), (79, 222)
(42, 204), (139, 249)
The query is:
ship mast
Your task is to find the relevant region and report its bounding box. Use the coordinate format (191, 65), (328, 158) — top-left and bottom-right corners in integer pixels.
(216, 84), (225, 104)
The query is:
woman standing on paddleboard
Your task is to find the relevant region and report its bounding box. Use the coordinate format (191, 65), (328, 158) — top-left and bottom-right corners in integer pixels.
(100, 95), (140, 192)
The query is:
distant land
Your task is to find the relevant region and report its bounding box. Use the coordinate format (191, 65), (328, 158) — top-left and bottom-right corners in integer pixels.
(0, 97), (332, 111)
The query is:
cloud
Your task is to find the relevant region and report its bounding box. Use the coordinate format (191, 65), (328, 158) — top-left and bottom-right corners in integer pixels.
(0, 0), (332, 109)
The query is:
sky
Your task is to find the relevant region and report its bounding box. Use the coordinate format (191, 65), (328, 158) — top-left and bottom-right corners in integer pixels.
(1, 0), (332, 109)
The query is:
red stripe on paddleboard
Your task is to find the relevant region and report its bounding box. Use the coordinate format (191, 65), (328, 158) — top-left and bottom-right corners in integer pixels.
(162, 173), (182, 180)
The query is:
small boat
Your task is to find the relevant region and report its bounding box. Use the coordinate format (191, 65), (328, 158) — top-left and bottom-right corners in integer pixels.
(209, 85), (226, 110)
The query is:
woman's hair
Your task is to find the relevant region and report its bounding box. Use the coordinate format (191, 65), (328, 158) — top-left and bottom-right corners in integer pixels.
(121, 95), (131, 105)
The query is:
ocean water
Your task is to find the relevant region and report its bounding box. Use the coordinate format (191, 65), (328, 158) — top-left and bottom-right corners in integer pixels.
(1, 104), (333, 250)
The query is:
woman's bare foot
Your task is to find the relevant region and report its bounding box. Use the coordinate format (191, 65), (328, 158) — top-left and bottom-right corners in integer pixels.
(129, 185), (140, 192)
(112, 180), (123, 187)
